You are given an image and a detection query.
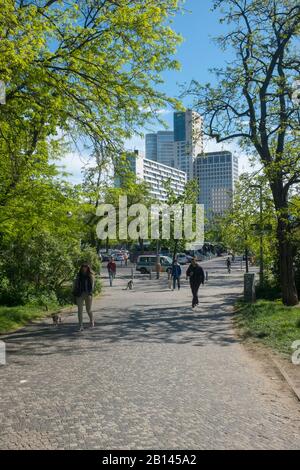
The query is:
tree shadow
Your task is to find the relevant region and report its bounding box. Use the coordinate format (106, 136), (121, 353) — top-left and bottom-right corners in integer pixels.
(3, 294), (239, 360)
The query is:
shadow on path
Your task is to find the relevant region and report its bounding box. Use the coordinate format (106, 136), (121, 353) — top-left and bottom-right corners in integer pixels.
(3, 295), (239, 360)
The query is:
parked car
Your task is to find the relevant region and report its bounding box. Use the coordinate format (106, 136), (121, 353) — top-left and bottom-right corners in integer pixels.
(176, 253), (189, 265)
(99, 253), (110, 262)
(112, 253), (124, 262)
(136, 255), (173, 274)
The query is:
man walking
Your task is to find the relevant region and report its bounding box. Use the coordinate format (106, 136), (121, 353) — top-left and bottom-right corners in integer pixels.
(107, 257), (116, 287)
(186, 258), (205, 308)
(172, 259), (182, 291)
(226, 257), (232, 273)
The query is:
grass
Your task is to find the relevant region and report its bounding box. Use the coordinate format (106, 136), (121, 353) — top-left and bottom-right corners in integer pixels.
(235, 300), (300, 356)
(0, 304), (53, 334)
(0, 279), (102, 335)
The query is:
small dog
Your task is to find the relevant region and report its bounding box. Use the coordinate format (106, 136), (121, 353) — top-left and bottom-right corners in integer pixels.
(51, 313), (62, 326)
(123, 280), (133, 290)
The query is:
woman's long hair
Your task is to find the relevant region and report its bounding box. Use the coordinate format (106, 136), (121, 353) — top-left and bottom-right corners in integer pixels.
(79, 263), (94, 279)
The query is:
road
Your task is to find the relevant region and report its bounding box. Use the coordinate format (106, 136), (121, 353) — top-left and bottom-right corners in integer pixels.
(0, 258), (299, 449)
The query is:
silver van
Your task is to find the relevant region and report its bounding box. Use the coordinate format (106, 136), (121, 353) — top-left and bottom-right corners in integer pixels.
(136, 255), (173, 274)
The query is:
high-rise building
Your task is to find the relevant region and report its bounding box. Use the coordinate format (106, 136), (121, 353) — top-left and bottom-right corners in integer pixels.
(145, 134), (158, 162)
(193, 151), (239, 218)
(145, 131), (175, 168)
(174, 110), (203, 179)
(142, 158), (186, 201)
(115, 150), (187, 202)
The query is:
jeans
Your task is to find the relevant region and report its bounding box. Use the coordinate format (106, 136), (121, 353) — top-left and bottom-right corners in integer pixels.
(190, 282), (201, 307)
(173, 277), (180, 290)
(76, 293), (93, 326)
(108, 271), (115, 286)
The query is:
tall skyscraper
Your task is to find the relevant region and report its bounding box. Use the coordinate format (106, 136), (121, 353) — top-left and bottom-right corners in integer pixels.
(145, 131), (175, 168)
(145, 134), (158, 162)
(174, 110), (203, 179)
(194, 151), (239, 219)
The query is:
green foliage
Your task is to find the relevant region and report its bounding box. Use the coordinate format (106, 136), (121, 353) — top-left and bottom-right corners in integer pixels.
(0, 1), (181, 314)
(0, 232), (79, 305)
(0, 304), (50, 334)
(209, 173), (277, 272)
(189, 0), (300, 305)
(160, 179), (199, 259)
(74, 245), (101, 275)
(255, 281), (282, 302)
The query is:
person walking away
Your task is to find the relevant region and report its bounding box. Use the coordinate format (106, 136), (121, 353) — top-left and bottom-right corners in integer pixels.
(172, 259), (182, 291)
(107, 257), (116, 286)
(73, 263), (95, 331)
(226, 257), (232, 273)
(186, 258), (205, 308)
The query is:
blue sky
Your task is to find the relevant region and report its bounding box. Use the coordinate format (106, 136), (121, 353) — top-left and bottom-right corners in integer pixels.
(63, 0), (253, 182)
(139, 0), (232, 132)
(160, 0), (231, 115)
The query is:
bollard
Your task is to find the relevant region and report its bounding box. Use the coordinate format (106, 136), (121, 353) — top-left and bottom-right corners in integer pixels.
(131, 267), (134, 280)
(0, 340), (6, 366)
(244, 273), (256, 303)
(206, 271), (209, 282)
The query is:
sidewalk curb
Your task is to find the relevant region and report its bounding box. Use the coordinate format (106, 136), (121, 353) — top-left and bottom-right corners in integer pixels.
(268, 353), (300, 402)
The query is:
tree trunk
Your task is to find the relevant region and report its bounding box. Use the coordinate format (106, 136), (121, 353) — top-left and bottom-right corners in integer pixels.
(277, 218), (298, 306)
(271, 180), (298, 306)
(138, 237), (144, 254)
(172, 240), (179, 263)
(245, 246), (249, 274)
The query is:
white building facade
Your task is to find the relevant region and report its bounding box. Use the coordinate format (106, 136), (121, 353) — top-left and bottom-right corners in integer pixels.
(142, 158), (187, 201)
(115, 150), (187, 202)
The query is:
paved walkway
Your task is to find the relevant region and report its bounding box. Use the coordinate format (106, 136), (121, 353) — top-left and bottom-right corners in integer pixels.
(0, 258), (299, 449)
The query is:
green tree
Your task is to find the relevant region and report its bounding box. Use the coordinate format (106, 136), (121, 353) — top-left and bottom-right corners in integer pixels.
(90, 154), (153, 250)
(188, 0), (300, 305)
(159, 179), (200, 261)
(215, 174), (276, 277)
(0, 0), (183, 241)
(0, 0), (183, 306)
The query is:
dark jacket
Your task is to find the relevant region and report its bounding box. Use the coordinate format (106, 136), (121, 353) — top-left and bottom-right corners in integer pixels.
(73, 274), (94, 297)
(186, 263), (205, 286)
(107, 261), (116, 274)
(172, 264), (182, 278)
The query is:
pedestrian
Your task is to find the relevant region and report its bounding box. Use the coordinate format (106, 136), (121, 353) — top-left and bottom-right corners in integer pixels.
(107, 257), (116, 286)
(186, 258), (205, 308)
(124, 253), (128, 267)
(226, 257), (231, 273)
(73, 263), (95, 331)
(172, 259), (182, 291)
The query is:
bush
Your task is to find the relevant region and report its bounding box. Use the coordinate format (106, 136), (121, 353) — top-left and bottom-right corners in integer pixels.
(74, 246), (101, 274)
(255, 280), (281, 301)
(0, 233), (100, 307)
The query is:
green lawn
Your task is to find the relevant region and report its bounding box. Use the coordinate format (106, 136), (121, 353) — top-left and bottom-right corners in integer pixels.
(0, 305), (50, 334)
(235, 300), (300, 356)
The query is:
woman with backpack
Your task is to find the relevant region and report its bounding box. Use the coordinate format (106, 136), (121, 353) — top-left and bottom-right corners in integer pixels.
(73, 263), (95, 331)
